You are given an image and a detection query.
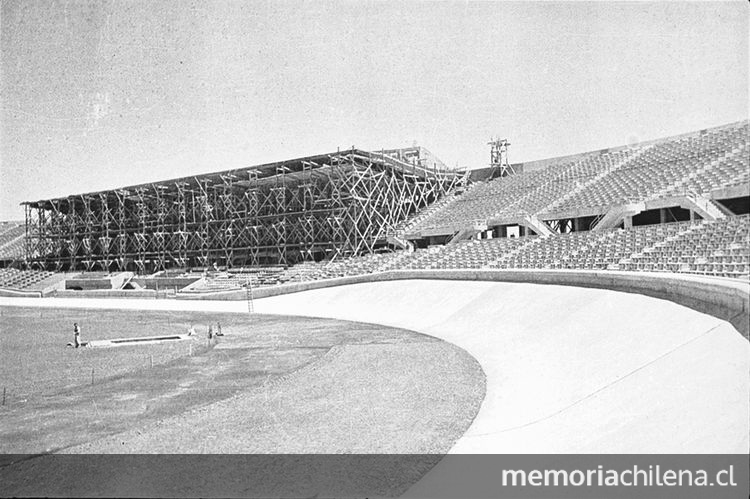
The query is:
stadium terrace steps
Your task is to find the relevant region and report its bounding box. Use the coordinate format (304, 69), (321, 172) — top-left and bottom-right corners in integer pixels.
(0, 268), (55, 290)
(397, 192), (462, 238)
(592, 202), (646, 231)
(403, 121), (748, 238)
(185, 267), (287, 292)
(678, 192), (728, 220)
(3, 217), (746, 292)
(551, 121), (749, 213)
(618, 222), (704, 269)
(265, 215), (749, 283)
(22, 271), (69, 292)
(405, 181), (488, 234)
(0, 222), (26, 260)
(538, 144), (654, 217)
(485, 236), (541, 269)
(622, 215), (750, 278)
(657, 141), (749, 198)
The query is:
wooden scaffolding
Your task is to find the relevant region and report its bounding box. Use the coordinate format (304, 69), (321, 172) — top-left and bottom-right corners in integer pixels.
(23, 148), (464, 272)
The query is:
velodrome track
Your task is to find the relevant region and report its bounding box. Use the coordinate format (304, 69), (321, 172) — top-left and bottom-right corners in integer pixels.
(253, 279), (749, 454)
(257, 279), (749, 498)
(2, 279), (746, 454)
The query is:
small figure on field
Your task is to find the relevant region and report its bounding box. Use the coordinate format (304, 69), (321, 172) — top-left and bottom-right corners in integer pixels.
(208, 324), (214, 340)
(66, 323), (82, 348)
(215, 322), (223, 336)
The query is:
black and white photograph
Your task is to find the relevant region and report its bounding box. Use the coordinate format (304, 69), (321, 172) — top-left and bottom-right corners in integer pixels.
(0, 1), (748, 497)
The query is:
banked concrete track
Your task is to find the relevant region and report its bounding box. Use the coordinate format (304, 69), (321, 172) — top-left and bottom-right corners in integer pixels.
(253, 279), (748, 454)
(2, 278), (747, 453)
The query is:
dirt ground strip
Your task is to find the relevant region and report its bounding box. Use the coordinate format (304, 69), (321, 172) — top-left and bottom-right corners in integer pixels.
(0, 307), (485, 497)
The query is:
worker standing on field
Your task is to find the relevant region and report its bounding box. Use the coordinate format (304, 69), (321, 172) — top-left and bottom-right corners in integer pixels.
(68, 322), (82, 348)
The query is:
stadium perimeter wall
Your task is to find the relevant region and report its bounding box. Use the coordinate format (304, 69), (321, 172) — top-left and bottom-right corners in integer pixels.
(178, 270), (749, 338)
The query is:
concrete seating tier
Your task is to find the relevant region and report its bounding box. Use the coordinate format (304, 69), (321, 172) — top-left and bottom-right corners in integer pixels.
(391, 193), (461, 236)
(405, 121), (747, 234)
(621, 215), (750, 279)
(197, 267), (287, 290)
(419, 238), (525, 269)
(406, 149), (640, 231)
(277, 252), (406, 283)
(0, 268), (55, 289)
(552, 122), (749, 212)
(275, 215), (749, 282)
(490, 220), (696, 271)
(0, 222), (26, 260)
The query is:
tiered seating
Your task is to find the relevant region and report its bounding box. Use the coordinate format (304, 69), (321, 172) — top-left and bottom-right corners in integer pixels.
(0, 268), (54, 289)
(677, 137), (749, 193)
(509, 150), (636, 217)
(621, 215), (750, 279)
(238, 267), (286, 287)
(488, 231), (606, 270)
(197, 267), (286, 290)
(322, 252), (403, 277)
(553, 122), (749, 212)
(557, 220), (696, 270)
(485, 220), (720, 271)
(0, 221), (25, 260)
(277, 260), (328, 283)
(403, 121), (747, 235)
(392, 193), (461, 237)
(415, 168), (573, 228)
(269, 216), (749, 281)
(407, 181), (489, 229)
(278, 252), (407, 283)
(425, 238), (525, 269)
(409, 149), (641, 232)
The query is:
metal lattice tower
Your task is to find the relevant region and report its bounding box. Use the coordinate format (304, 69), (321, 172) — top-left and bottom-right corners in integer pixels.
(488, 137), (514, 177)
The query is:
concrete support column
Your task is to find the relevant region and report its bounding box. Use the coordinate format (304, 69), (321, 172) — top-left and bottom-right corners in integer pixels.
(660, 208), (667, 224)
(624, 216), (633, 229)
(573, 218), (582, 232)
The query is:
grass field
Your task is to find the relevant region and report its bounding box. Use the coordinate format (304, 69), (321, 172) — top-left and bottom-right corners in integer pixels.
(1, 306), (236, 399)
(1, 304), (486, 496)
(0, 305), (485, 457)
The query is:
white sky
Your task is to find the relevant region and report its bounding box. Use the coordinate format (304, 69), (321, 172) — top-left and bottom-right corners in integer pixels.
(1, 0), (747, 220)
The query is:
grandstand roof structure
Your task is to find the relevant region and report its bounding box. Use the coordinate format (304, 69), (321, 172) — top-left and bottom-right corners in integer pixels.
(22, 147), (460, 210)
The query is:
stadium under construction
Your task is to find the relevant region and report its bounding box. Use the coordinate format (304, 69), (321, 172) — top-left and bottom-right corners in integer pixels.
(11, 119), (750, 284)
(21, 147), (464, 272)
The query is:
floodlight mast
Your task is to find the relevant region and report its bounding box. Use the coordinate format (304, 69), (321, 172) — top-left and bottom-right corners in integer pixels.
(488, 137), (514, 177)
